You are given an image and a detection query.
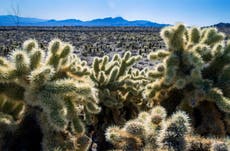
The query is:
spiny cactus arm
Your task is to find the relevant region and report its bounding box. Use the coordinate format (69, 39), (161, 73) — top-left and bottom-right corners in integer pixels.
(22, 39), (39, 52)
(28, 66), (55, 88)
(186, 135), (229, 151)
(158, 111), (190, 151)
(203, 41), (230, 79)
(0, 95), (24, 119)
(46, 39), (73, 69)
(150, 106), (167, 121)
(135, 111), (148, 121)
(129, 68), (148, 81)
(0, 56), (12, 67)
(92, 57), (100, 76)
(107, 66), (119, 83)
(212, 43), (224, 56)
(143, 107), (167, 149)
(211, 141), (229, 151)
(48, 108), (67, 131)
(105, 126), (125, 147)
(105, 126), (142, 150)
(59, 43), (73, 59)
(188, 27), (201, 44)
(0, 68), (19, 87)
(148, 49), (170, 61)
(0, 112), (17, 136)
(72, 116), (85, 135)
(59, 54), (90, 78)
(118, 52), (141, 77)
(100, 55), (109, 71)
(145, 81), (165, 100)
(29, 49), (44, 70)
(218, 65), (230, 97)
(85, 101), (101, 114)
(11, 50), (30, 76)
(186, 51), (204, 67)
(164, 63), (178, 85)
(97, 71), (107, 85)
(219, 65), (230, 83)
(201, 28), (225, 46)
(76, 135), (92, 151)
(42, 79), (78, 93)
(64, 97), (98, 136)
(185, 135), (212, 151)
(42, 79), (93, 95)
(42, 80), (99, 113)
(161, 24), (186, 51)
(99, 91), (122, 108)
(147, 70), (164, 79)
(46, 52), (61, 69)
(68, 65), (90, 77)
(123, 120), (146, 140)
(91, 52), (141, 89)
(104, 61), (119, 74)
(49, 39), (62, 54)
(207, 88), (230, 113)
(38, 91), (67, 130)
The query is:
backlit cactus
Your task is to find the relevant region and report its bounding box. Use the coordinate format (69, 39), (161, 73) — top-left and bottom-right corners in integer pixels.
(91, 51), (145, 109)
(105, 106), (229, 151)
(0, 39), (100, 150)
(90, 52), (149, 150)
(145, 24), (230, 136)
(0, 25), (229, 150)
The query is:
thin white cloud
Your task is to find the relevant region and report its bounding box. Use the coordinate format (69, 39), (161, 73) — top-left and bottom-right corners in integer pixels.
(107, 0), (121, 9)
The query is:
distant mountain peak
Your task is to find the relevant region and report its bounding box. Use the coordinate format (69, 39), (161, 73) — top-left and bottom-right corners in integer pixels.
(113, 16), (126, 20)
(212, 22), (230, 28)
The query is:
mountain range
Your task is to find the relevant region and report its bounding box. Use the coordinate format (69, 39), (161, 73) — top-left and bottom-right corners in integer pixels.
(212, 22), (230, 28)
(0, 15), (168, 27)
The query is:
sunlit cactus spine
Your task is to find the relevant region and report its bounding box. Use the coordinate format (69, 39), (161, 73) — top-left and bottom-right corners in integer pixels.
(0, 39), (100, 150)
(145, 24), (230, 136)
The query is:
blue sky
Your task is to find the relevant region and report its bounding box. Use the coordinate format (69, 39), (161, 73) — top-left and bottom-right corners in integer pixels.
(0, 0), (229, 26)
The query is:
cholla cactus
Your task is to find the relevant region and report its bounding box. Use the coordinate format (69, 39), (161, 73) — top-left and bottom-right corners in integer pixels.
(0, 97), (20, 149)
(0, 94), (24, 149)
(0, 95), (24, 119)
(145, 24), (230, 136)
(90, 52), (149, 150)
(91, 51), (146, 109)
(158, 111), (190, 151)
(0, 39), (100, 150)
(105, 106), (229, 151)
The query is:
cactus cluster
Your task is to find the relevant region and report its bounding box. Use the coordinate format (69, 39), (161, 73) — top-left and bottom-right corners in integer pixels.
(0, 24), (229, 150)
(91, 52), (147, 109)
(0, 39), (100, 150)
(106, 106), (229, 151)
(89, 52), (149, 150)
(145, 24), (230, 135)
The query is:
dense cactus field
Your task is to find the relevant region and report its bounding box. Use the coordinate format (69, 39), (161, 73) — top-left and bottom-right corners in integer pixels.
(0, 25), (229, 151)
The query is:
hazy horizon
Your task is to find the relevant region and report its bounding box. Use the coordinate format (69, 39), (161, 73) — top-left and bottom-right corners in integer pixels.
(0, 0), (229, 26)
